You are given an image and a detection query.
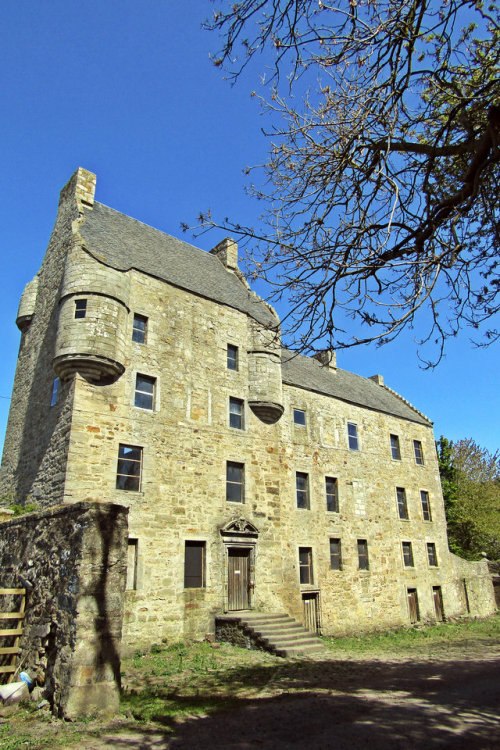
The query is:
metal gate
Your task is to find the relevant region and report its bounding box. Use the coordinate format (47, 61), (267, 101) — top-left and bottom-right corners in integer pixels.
(228, 548), (250, 610)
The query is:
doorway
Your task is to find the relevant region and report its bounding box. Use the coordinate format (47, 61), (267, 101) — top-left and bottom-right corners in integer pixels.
(407, 588), (420, 623)
(228, 548), (251, 610)
(302, 592), (320, 633)
(433, 586), (444, 621)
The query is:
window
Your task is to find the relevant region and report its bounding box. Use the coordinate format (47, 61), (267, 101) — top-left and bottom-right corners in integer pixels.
(299, 547), (313, 584)
(414, 440), (424, 465)
(325, 477), (339, 512)
(402, 541), (414, 567)
(427, 543), (438, 567)
(330, 538), (342, 570)
(132, 313), (148, 344)
(226, 461), (244, 503)
(296, 472), (310, 509)
(126, 539), (138, 590)
(421, 490), (432, 521)
(396, 487), (409, 520)
(116, 444), (142, 491)
(229, 397), (244, 429)
(227, 343), (238, 371)
(390, 434), (401, 460)
(74, 299), (87, 319)
(348, 422), (359, 450)
(134, 374), (156, 410)
(50, 378), (59, 407)
(357, 539), (369, 570)
(293, 408), (306, 426)
(184, 541), (206, 588)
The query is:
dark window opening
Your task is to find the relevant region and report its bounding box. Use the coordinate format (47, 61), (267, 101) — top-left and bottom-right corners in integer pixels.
(330, 538), (342, 570)
(402, 541), (414, 567)
(226, 461), (244, 503)
(397, 487), (409, 520)
(229, 397), (244, 429)
(184, 541), (206, 588)
(296, 472), (310, 509)
(227, 344), (238, 371)
(421, 490), (432, 521)
(427, 542), (438, 566)
(348, 422), (359, 451)
(132, 313), (148, 344)
(126, 539), (138, 590)
(299, 547), (313, 584)
(294, 408), (306, 426)
(116, 444), (142, 492)
(390, 434), (401, 460)
(325, 476), (339, 512)
(414, 440), (424, 465)
(74, 299), (87, 319)
(357, 539), (369, 570)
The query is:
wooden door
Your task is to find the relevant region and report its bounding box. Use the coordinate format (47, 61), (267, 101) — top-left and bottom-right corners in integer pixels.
(433, 586), (444, 621)
(302, 593), (319, 633)
(228, 548), (250, 610)
(407, 588), (419, 623)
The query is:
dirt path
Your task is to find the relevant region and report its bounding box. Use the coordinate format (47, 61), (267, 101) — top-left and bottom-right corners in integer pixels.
(79, 646), (500, 750)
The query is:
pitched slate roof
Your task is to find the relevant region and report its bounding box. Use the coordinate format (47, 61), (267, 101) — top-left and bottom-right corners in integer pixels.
(80, 202), (277, 327)
(281, 351), (431, 426)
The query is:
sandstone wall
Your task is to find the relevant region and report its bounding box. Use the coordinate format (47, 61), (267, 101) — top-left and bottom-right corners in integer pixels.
(0, 502), (128, 718)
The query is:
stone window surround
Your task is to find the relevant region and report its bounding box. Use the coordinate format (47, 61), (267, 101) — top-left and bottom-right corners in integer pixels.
(130, 368), (161, 412)
(357, 539), (369, 570)
(414, 439), (425, 465)
(325, 476), (339, 513)
(126, 538), (139, 591)
(293, 407), (307, 426)
(402, 541), (415, 568)
(427, 542), (439, 567)
(347, 421), (360, 451)
(396, 486), (409, 520)
(295, 471), (310, 510)
(420, 489), (433, 521)
(132, 312), (148, 344)
(298, 546), (314, 585)
(227, 343), (239, 371)
(329, 538), (342, 570)
(229, 396), (245, 430)
(390, 433), (402, 460)
(226, 460), (245, 503)
(116, 443), (143, 492)
(184, 539), (207, 588)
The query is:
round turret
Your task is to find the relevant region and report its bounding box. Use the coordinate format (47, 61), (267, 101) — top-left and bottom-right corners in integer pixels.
(247, 320), (284, 424)
(16, 277), (39, 331)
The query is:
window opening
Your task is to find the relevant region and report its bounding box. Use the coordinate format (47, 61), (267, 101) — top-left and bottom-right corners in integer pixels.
(396, 487), (409, 520)
(348, 422), (359, 450)
(329, 538), (342, 570)
(402, 541), (414, 567)
(50, 378), (59, 407)
(184, 541), (206, 588)
(126, 539), (138, 590)
(357, 539), (369, 570)
(299, 547), (313, 584)
(226, 461), (244, 503)
(116, 444), (143, 491)
(296, 472), (310, 509)
(74, 299), (87, 319)
(390, 434), (401, 460)
(421, 490), (432, 521)
(229, 397), (244, 429)
(132, 313), (148, 343)
(414, 440), (424, 465)
(294, 408), (306, 426)
(227, 344), (238, 371)
(134, 374), (156, 410)
(325, 476), (339, 512)
(427, 542), (438, 566)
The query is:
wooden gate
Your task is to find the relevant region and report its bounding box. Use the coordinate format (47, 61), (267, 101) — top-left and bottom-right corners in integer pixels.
(407, 588), (419, 623)
(433, 586), (444, 621)
(0, 588), (25, 683)
(302, 592), (320, 633)
(228, 548), (250, 610)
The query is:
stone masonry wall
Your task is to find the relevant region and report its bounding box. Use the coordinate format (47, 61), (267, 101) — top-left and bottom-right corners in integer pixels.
(0, 502), (128, 718)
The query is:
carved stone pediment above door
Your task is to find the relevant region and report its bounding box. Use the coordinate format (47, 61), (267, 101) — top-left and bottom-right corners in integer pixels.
(220, 519), (259, 612)
(220, 518), (259, 539)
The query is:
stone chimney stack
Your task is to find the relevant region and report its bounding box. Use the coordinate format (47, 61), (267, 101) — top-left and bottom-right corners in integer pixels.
(58, 167), (96, 212)
(369, 374), (384, 386)
(210, 237), (238, 272)
(314, 350), (337, 371)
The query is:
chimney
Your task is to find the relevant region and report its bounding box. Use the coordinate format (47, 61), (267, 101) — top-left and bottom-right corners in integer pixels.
(210, 237), (238, 271)
(58, 167), (96, 212)
(314, 350), (337, 371)
(369, 374), (384, 386)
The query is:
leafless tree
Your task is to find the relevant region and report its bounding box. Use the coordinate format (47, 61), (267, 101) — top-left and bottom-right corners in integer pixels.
(196, 0), (500, 364)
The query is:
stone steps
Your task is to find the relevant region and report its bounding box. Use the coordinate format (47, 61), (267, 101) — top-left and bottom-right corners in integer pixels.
(215, 612), (326, 658)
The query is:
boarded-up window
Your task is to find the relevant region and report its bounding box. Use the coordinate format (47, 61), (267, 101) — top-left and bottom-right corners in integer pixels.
(126, 539), (138, 590)
(184, 541), (206, 588)
(299, 547), (313, 584)
(325, 477), (339, 512)
(357, 539), (369, 570)
(329, 538), (342, 570)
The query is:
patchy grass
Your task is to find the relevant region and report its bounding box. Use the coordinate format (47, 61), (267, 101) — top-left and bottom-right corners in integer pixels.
(322, 613), (500, 655)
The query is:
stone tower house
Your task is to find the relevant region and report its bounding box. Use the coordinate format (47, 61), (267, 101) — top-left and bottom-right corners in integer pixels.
(1, 168), (495, 648)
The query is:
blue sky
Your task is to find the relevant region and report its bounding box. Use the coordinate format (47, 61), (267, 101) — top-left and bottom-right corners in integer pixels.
(0, 1), (498, 456)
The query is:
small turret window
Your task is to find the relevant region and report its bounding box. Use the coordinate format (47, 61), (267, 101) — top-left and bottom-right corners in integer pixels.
(74, 299), (87, 319)
(50, 378), (59, 407)
(132, 313), (148, 344)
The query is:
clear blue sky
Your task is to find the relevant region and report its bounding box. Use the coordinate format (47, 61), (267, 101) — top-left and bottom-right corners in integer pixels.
(0, 1), (498, 456)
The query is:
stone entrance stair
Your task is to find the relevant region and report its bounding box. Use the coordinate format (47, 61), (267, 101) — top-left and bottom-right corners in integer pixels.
(215, 612), (326, 658)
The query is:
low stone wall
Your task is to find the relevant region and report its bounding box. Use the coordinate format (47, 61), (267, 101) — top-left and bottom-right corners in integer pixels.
(0, 502), (128, 718)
